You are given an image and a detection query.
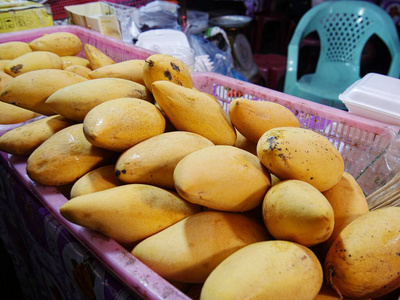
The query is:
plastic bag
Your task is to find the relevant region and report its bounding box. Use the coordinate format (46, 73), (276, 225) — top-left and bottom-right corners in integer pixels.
(135, 0), (180, 32)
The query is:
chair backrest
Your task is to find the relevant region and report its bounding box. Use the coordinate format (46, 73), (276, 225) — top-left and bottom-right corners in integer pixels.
(284, 1), (400, 93)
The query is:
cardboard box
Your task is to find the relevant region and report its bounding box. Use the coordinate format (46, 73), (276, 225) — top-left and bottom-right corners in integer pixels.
(0, 1), (53, 34)
(65, 2), (123, 40)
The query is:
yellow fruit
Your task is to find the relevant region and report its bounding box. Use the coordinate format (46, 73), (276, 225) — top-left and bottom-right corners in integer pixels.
(70, 165), (123, 198)
(131, 210), (269, 283)
(61, 56), (91, 69)
(88, 59), (145, 85)
(4, 51), (63, 76)
(0, 69), (88, 115)
(325, 206), (400, 299)
(26, 123), (115, 186)
(315, 172), (370, 260)
(0, 101), (40, 124)
(0, 60), (11, 71)
(64, 65), (92, 79)
(152, 81), (236, 145)
(0, 41), (32, 60)
(115, 131), (214, 190)
(0, 71), (13, 91)
(257, 127), (344, 191)
(0, 115), (75, 156)
(262, 179), (334, 247)
(200, 240), (323, 300)
(83, 98), (166, 152)
(29, 32), (83, 56)
(60, 184), (201, 245)
(143, 53), (193, 92)
(234, 129), (257, 155)
(174, 145), (271, 212)
(46, 78), (153, 122)
(228, 98), (300, 143)
(84, 43), (115, 70)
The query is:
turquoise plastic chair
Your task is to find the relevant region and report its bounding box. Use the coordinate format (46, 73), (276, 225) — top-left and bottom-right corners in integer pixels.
(283, 1), (400, 109)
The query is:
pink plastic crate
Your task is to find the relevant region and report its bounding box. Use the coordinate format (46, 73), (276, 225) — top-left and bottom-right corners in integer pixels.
(1, 25), (398, 300)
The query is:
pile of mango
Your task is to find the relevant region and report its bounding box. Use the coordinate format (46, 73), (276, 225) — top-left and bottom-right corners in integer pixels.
(0, 32), (399, 300)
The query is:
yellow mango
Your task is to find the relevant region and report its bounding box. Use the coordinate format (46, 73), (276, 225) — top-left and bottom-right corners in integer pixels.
(143, 53), (193, 92)
(131, 210), (269, 283)
(229, 98), (300, 143)
(64, 65), (92, 79)
(4, 51), (63, 76)
(0, 60), (11, 71)
(83, 98), (166, 152)
(26, 123), (115, 186)
(46, 78), (153, 122)
(115, 131), (214, 190)
(29, 32), (83, 56)
(200, 240), (323, 300)
(0, 71), (13, 91)
(314, 172), (370, 260)
(60, 184), (201, 245)
(262, 179), (334, 247)
(257, 127), (344, 192)
(84, 43), (115, 70)
(0, 101), (41, 124)
(325, 206), (400, 299)
(0, 115), (75, 156)
(174, 145), (271, 212)
(61, 56), (91, 69)
(152, 81), (236, 145)
(88, 59), (145, 85)
(0, 69), (88, 115)
(0, 41), (32, 60)
(70, 165), (123, 198)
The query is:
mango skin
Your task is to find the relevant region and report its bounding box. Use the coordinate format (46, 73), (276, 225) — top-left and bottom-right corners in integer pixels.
(88, 59), (145, 85)
(200, 240), (323, 300)
(257, 127), (344, 192)
(0, 41), (32, 60)
(0, 115), (75, 156)
(84, 44), (115, 70)
(314, 172), (370, 260)
(143, 53), (193, 93)
(70, 165), (123, 198)
(0, 69), (88, 115)
(46, 78), (153, 122)
(324, 206), (400, 299)
(228, 98), (300, 143)
(0, 102), (41, 124)
(29, 32), (83, 56)
(4, 51), (63, 76)
(152, 81), (236, 145)
(26, 123), (115, 186)
(131, 210), (269, 283)
(262, 179), (335, 247)
(83, 97), (166, 152)
(115, 131), (214, 190)
(174, 145), (271, 212)
(60, 184), (201, 245)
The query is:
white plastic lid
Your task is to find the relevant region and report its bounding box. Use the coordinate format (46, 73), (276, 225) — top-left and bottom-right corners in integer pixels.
(339, 73), (400, 126)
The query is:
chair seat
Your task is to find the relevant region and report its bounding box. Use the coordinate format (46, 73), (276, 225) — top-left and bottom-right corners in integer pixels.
(253, 53), (287, 90)
(295, 74), (357, 109)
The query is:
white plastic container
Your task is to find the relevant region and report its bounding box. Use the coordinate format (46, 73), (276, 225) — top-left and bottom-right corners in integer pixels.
(339, 73), (400, 126)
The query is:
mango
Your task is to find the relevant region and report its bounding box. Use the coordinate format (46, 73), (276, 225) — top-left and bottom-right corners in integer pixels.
(257, 127), (344, 192)
(200, 240), (323, 299)
(26, 123), (115, 186)
(325, 206), (400, 299)
(0, 41), (32, 60)
(60, 184), (201, 245)
(0, 101), (40, 125)
(84, 43), (115, 69)
(131, 210), (269, 283)
(115, 131), (214, 190)
(29, 32), (82, 56)
(152, 81), (236, 145)
(174, 145), (271, 212)
(228, 98), (300, 143)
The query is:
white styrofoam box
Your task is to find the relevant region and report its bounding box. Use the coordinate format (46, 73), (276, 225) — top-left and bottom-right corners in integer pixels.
(339, 73), (400, 126)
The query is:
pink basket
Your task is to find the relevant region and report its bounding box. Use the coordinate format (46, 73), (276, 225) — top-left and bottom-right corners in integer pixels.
(0, 25), (398, 300)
